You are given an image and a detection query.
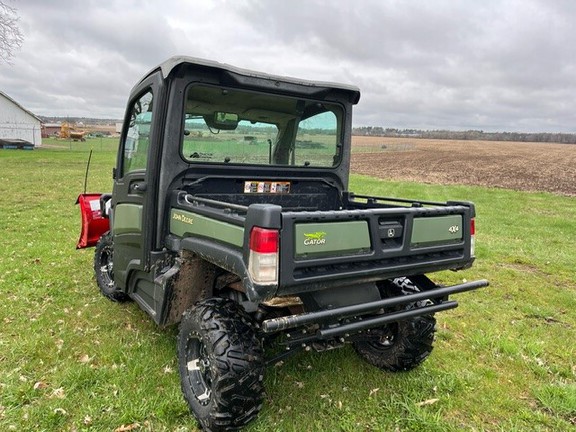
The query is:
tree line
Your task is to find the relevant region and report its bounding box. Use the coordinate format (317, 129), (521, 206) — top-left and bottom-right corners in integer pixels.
(353, 127), (576, 144)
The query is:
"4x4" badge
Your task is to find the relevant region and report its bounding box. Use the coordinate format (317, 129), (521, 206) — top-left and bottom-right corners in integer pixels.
(448, 225), (460, 234)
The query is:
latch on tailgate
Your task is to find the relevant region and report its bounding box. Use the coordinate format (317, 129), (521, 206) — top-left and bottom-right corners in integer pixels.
(379, 221), (403, 239)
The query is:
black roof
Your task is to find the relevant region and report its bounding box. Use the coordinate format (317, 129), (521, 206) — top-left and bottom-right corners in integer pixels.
(135, 56), (361, 104)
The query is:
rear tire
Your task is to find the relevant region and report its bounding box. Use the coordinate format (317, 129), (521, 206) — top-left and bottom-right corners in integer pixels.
(353, 277), (436, 372)
(93, 232), (129, 302)
(178, 298), (264, 431)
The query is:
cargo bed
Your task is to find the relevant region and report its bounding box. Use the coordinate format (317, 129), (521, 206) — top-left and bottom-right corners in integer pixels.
(168, 189), (476, 299)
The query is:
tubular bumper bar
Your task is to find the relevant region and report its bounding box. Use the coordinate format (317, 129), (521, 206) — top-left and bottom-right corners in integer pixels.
(262, 279), (489, 334)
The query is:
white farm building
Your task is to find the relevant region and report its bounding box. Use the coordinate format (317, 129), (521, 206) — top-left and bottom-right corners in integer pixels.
(0, 91), (42, 148)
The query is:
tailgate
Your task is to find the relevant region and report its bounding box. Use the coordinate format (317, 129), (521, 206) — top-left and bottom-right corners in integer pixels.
(278, 205), (474, 294)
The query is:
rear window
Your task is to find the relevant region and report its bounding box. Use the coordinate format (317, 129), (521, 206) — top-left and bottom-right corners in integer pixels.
(181, 85), (342, 168)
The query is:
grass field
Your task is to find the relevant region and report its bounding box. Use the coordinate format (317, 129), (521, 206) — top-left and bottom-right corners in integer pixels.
(0, 143), (575, 431)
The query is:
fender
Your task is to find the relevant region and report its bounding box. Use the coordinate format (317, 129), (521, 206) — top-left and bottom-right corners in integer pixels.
(180, 236), (278, 302)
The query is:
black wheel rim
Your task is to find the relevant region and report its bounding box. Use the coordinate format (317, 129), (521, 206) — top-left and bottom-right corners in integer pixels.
(185, 333), (212, 406)
(368, 323), (397, 349)
(97, 244), (114, 287)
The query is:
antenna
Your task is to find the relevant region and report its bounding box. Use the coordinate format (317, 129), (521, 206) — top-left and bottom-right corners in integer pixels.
(83, 149), (93, 194)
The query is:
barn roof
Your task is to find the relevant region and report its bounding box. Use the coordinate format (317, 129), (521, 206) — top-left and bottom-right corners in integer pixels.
(0, 91), (42, 123)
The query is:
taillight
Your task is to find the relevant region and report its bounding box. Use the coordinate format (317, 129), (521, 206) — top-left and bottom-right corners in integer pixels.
(470, 218), (476, 257)
(248, 227), (279, 284)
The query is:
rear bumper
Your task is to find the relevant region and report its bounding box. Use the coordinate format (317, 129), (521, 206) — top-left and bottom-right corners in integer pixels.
(262, 279), (489, 335)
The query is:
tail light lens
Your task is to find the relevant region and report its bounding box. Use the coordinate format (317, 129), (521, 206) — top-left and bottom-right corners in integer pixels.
(470, 218), (476, 257)
(248, 227), (279, 284)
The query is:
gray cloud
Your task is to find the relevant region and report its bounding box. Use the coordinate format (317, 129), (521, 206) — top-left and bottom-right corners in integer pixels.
(1, 0), (575, 132)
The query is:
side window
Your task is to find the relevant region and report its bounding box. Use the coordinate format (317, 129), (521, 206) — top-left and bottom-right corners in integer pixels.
(294, 111), (339, 167)
(122, 90), (153, 175)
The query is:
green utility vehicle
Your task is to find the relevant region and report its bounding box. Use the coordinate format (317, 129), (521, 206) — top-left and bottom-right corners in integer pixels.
(80, 57), (488, 431)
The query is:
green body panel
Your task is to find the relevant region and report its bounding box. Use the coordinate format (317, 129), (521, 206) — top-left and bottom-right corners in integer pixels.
(295, 221), (371, 257)
(114, 203), (143, 235)
(170, 209), (244, 247)
(411, 215), (463, 246)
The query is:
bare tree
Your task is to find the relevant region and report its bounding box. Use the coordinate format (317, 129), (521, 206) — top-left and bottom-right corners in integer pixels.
(0, 1), (23, 64)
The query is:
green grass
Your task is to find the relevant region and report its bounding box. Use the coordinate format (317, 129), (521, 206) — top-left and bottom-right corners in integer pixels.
(1, 147), (575, 431)
(42, 136), (120, 153)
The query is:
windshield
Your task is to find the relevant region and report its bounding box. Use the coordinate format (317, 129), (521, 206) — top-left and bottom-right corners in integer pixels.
(181, 84), (342, 167)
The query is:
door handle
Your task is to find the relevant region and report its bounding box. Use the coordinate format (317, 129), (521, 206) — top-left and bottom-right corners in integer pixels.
(131, 182), (147, 193)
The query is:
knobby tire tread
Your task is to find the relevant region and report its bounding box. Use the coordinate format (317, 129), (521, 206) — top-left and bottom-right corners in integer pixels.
(93, 232), (129, 302)
(178, 298), (264, 432)
(353, 277), (436, 372)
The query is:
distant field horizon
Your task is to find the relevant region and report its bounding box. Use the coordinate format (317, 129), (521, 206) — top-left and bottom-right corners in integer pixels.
(351, 136), (576, 196)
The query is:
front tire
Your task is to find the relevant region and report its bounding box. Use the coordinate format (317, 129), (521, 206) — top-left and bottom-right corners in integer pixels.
(93, 232), (129, 302)
(178, 298), (264, 431)
(353, 277), (436, 372)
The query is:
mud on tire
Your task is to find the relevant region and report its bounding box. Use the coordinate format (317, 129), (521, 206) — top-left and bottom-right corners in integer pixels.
(178, 298), (264, 432)
(353, 277), (436, 372)
(93, 232), (129, 302)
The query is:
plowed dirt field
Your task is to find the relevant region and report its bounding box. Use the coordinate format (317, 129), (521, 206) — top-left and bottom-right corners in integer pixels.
(351, 136), (576, 196)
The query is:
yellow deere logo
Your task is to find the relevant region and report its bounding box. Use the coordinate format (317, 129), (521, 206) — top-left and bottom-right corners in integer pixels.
(303, 231), (326, 246)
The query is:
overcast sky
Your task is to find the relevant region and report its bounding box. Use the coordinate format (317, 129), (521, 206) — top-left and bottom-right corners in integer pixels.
(2, 0), (576, 132)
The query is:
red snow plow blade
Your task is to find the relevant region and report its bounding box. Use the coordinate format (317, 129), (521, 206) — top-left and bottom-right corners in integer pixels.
(76, 193), (109, 249)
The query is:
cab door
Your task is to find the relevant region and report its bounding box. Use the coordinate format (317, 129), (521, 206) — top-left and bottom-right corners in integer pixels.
(112, 79), (158, 297)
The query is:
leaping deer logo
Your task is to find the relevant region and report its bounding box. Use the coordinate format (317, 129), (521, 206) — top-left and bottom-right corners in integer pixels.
(304, 232), (326, 240)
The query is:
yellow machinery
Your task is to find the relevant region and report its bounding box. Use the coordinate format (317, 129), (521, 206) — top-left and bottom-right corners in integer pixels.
(60, 122), (86, 141)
